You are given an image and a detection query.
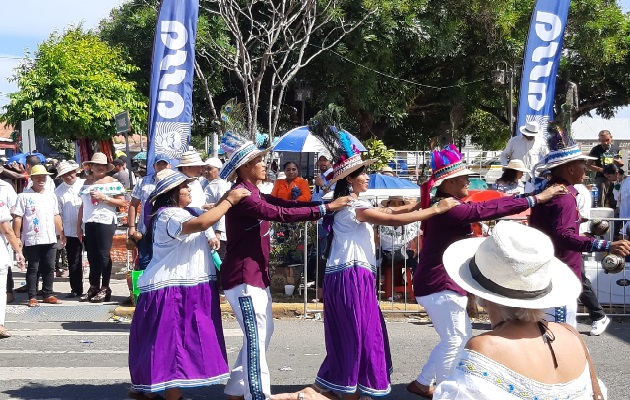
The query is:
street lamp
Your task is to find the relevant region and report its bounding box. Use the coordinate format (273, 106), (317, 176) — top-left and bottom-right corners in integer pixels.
(491, 61), (515, 136)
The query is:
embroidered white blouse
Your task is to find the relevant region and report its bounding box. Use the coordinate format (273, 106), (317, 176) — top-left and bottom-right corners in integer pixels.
(327, 199), (376, 273)
(13, 188), (59, 247)
(434, 349), (607, 400)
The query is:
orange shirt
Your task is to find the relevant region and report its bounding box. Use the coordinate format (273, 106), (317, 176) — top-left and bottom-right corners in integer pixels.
(271, 177), (312, 202)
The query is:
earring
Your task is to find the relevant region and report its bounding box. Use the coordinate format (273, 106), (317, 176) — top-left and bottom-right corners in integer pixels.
(347, 182), (353, 193)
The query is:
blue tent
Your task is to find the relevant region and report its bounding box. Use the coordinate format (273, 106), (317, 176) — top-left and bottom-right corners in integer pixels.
(368, 173), (419, 189)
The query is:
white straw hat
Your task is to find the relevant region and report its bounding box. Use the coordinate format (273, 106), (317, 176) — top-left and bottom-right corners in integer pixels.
(443, 221), (581, 309)
(177, 151), (206, 167)
(56, 161), (81, 178)
(519, 120), (541, 137)
(205, 157), (223, 169)
(502, 159), (530, 173)
(82, 152), (114, 172)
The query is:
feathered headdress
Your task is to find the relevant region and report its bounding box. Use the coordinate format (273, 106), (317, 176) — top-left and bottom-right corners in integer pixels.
(308, 110), (373, 187)
(535, 121), (595, 174)
(218, 99), (271, 181)
(420, 144), (474, 209)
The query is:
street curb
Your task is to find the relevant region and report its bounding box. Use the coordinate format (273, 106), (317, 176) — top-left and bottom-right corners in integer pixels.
(112, 302), (432, 320)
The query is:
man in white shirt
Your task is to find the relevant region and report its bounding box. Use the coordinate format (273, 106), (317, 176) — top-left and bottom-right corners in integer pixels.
(25, 154), (56, 193)
(13, 165), (65, 307)
(0, 203), (25, 337)
(203, 157), (232, 260)
(128, 154), (171, 270)
(500, 121), (549, 178)
(0, 180), (18, 304)
(55, 161), (85, 298)
(177, 151), (219, 249)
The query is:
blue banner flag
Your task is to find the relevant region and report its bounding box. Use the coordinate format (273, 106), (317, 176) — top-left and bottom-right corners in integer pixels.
(146, 0), (199, 174)
(516, 0), (571, 136)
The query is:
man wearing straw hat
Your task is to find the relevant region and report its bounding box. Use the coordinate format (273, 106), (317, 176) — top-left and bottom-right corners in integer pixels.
(499, 120), (549, 178)
(218, 133), (352, 400)
(54, 161), (85, 298)
(13, 165), (65, 307)
(530, 122), (630, 332)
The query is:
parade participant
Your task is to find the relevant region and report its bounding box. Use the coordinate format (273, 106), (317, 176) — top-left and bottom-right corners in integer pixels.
(0, 178), (17, 304)
(77, 153), (127, 303)
(13, 165), (65, 307)
(271, 161), (312, 202)
(310, 123), (459, 400)
(128, 154), (171, 270)
(492, 159), (534, 195)
(529, 122), (630, 328)
(499, 121), (548, 177)
(408, 144), (566, 398)
(54, 161), (85, 298)
(434, 221), (606, 400)
(128, 169), (250, 400)
(218, 131), (352, 400)
(0, 202), (25, 337)
(586, 129), (623, 207)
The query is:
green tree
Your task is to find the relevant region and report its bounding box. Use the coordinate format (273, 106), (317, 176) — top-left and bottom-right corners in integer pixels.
(0, 26), (147, 150)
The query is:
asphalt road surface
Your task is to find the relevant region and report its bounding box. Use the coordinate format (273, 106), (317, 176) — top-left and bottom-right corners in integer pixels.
(0, 315), (629, 400)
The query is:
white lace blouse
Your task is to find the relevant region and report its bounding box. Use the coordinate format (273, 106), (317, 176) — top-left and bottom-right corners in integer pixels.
(434, 349), (607, 400)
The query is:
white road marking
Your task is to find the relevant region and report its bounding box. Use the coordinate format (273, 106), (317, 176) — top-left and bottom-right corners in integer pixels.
(0, 367), (130, 381)
(5, 328), (243, 337)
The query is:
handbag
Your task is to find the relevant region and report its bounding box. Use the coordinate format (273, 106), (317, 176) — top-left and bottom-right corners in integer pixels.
(560, 323), (604, 400)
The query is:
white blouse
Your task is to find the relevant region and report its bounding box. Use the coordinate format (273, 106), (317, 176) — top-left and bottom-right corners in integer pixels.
(80, 182), (125, 225)
(327, 199), (376, 273)
(434, 349), (607, 400)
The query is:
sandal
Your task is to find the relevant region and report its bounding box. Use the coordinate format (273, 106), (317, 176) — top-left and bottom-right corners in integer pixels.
(406, 380), (434, 399)
(0, 326), (10, 338)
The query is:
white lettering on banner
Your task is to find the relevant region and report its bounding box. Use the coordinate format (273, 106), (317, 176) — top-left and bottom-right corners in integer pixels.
(157, 21), (189, 120)
(527, 11), (563, 111)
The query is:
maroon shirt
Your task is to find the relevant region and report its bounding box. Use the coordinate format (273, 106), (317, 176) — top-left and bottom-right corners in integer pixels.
(413, 193), (530, 297)
(222, 179), (326, 290)
(529, 180), (608, 278)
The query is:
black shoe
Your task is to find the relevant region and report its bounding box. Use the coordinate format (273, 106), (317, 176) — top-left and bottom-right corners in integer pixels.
(65, 292), (81, 299)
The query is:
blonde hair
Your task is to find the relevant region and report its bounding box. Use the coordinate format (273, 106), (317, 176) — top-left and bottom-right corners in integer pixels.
(476, 297), (545, 323)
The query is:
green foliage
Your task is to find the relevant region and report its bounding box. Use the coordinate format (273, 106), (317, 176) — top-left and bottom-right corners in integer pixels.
(0, 26), (147, 142)
(363, 138), (395, 170)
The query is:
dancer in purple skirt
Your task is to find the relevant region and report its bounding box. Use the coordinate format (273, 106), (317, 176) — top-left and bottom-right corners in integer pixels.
(309, 118), (459, 400)
(128, 169), (250, 400)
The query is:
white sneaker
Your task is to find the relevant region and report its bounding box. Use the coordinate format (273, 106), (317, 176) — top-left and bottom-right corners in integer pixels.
(590, 316), (611, 336)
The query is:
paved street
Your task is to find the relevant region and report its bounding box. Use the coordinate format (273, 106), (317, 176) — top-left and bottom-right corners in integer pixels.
(1, 270), (629, 399)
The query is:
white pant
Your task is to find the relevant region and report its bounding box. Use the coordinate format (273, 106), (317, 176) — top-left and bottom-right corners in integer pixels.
(415, 291), (472, 386)
(544, 302), (577, 328)
(224, 284), (274, 400)
(0, 264), (8, 326)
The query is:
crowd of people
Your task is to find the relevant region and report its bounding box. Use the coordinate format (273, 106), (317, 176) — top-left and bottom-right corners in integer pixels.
(0, 119), (620, 400)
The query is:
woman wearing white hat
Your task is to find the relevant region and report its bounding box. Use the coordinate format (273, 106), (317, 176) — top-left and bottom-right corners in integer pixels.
(77, 153), (127, 303)
(492, 159), (534, 195)
(434, 221), (606, 399)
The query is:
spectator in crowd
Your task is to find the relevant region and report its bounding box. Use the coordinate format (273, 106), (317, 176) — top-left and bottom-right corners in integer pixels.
(13, 165), (65, 307)
(54, 161), (85, 298)
(603, 163), (623, 210)
(112, 158), (132, 190)
(312, 155), (334, 260)
(499, 121), (548, 178)
(0, 177), (18, 304)
(530, 122), (630, 328)
(25, 154), (56, 192)
(203, 157), (231, 261)
(587, 130), (624, 207)
(380, 165), (396, 177)
(271, 161), (312, 202)
(0, 202), (25, 337)
(128, 154), (171, 271)
(217, 134), (351, 400)
(77, 153), (127, 303)
(267, 160), (279, 182)
(258, 172), (275, 194)
(434, 221), (606, 399)
(128, 169), (250, 400)
(492, 159), (534, 195)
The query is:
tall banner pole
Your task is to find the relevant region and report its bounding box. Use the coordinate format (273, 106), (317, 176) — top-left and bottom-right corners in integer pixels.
(516, 0), (571, 136)
(146, 0), (199, 174)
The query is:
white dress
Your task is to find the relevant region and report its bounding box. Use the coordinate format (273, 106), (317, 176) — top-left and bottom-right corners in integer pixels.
(434, 350), (607, 400)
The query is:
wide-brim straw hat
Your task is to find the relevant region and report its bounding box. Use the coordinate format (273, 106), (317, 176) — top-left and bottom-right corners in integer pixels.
(432, 160), (475, 187)
(30, 165), (53, 177)
(539, 144), (596, 174)
(443, 220), (581, 309)
(177, 151), (206, 168)
(519, 120), (541, 137)
(503, 159), (530, 173)
(219, 141), (271, 181)
(56, 161), (81, 178)
(82, 152), (114, 172)
(205, 157), (223, 169)
(325, 154), (375, 189)
(148, 169), (196, 204)
(380, 195), (411, 207)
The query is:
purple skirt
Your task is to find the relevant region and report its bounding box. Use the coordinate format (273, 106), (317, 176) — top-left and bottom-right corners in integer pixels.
(129, 282), (229, 392)
(316, 264), (393, 396)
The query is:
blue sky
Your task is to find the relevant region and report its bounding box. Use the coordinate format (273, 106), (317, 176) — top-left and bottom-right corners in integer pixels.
(1, 0), (630, 116)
